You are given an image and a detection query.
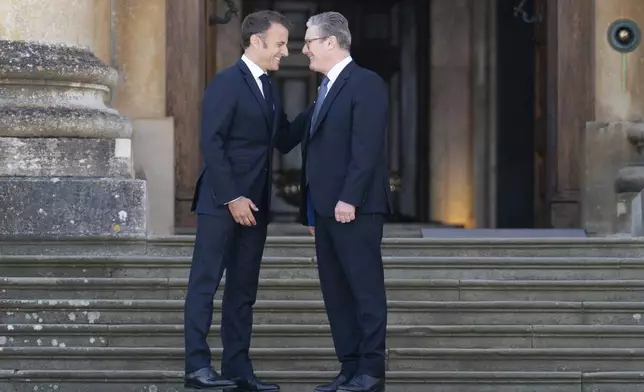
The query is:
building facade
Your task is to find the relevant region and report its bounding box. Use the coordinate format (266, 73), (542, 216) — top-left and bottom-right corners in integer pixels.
(2, 0), (643, 236)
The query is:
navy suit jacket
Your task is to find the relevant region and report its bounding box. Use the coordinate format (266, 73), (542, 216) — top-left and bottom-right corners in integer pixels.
(192, 59), (294, 216)
(292, 61), (393, 225)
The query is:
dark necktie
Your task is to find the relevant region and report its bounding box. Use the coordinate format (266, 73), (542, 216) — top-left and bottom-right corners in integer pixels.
(309, 76), (330, 134)
(259, 74), (274, 119)
(305, 76), (330, 186)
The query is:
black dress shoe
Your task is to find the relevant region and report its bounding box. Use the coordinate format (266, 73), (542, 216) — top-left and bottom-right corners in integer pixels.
(185, 367), (238, 390)
(337, 375), (385, 392)
(232, 374), (280, 391)
(313, 372), (351, 392)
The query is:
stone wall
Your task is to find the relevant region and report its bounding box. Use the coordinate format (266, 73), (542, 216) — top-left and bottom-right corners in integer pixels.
(582, 1), (644, 236)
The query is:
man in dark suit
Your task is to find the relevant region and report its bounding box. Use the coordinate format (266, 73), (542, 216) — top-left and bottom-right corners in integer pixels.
(183, 10), (295, 391)
(299, 11), (392, 392)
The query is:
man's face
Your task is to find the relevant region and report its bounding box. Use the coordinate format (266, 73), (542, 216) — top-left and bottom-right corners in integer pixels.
(255, 22), (289, 71)
(303, 25), (329, 73)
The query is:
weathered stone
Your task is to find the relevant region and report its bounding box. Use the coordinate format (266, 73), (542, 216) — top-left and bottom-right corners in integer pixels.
(0, 106), (131, 138)
(9, 254), (644, 280)
(0, 40), (116, 87)
(582, 121), (644, 235)
(616, 164), (644, 193)
(615, 192), (635, 235)
(389, 347), (644, 372)
(0, 39), (145, 237)
(1, 346), (644, 372)
(631, 190), (644, 236)
(0, 371), (584, 392)
(0, 298), (586, 325)
(6, 276), (644, 302)
(0, 178), (146, 236)
(0, 40), (129, 139)
(0, 137), (132, 177)
(145, 235), (644, 258)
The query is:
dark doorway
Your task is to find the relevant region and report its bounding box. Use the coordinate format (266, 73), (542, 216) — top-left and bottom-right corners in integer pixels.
(242, 0), (431, 223)
(495, 0), (536, 228)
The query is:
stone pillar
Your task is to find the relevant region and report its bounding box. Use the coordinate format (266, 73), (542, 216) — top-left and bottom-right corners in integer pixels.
(0, 1), (146, 237)
(111, 0), (167, 118)
(109, 0), (174, 235)
(582, 1), (644, 236)
(429, 0), (475, 228)
(0, 0), (111, 58)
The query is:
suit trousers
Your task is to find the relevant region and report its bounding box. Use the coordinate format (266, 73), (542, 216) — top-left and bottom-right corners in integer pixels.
(314, 211), (388, 377)
(184, 209), (268, 377)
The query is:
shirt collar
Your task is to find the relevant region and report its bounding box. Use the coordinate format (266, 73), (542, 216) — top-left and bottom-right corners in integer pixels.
(326, 56), (353, 84)
(241, 55), (266, 79)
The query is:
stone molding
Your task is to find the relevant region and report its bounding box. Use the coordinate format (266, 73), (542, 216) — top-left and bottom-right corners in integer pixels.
(0, 40), (130, 138)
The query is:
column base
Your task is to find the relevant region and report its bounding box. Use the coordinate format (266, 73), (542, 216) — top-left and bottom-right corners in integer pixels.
(0, 137), (132, 177)
(0, 177), (146, 237)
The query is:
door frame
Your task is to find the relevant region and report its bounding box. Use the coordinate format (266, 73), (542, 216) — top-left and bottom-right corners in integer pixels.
(166, 0), (207, 231)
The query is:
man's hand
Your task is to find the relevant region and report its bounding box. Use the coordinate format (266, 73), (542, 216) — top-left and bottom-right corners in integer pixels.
(307, 226), (315, 236)
(334, 201), (356, 223)
(228, 197), (259, 226)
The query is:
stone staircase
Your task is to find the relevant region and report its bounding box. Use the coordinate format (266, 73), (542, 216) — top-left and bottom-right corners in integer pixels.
(3, 235), (644, 391)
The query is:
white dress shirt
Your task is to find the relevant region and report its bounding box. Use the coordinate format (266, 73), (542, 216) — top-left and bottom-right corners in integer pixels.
(324, 56), (353, 96)
(241, 55), (267, 97)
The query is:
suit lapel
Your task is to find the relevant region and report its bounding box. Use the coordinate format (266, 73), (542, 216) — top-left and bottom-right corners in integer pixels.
(270, 81), (281, 141)
(237, 60), (271, 128)
(310, 62), (355, 138)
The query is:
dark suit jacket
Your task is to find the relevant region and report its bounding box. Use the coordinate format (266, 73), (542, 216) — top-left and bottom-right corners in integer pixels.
(192, 59), (293, 216)
(293, 61), (393, 225)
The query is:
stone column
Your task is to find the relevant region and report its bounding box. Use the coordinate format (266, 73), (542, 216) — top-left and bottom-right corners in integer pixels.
(0, 0), (146, 237)
(429, 0), (475, 228)
(582, 1), (644, 236)
(110, 0), (174, 235)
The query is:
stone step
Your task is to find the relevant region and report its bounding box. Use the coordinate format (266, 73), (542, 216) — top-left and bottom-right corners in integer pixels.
(5, 255), (644, 280)
(265, 222), (426, 237)
(3, 347), (644, 372)
(5, 235), (644, 257)
(175, 222), (428, 237)
(152, 236), (644, 257)
(5, 324), (644, 349)
(6, 369), (634, 392)
(389, 348), (644, 372)
(4, 277), (644, 302)
(3, 299), (644, 325)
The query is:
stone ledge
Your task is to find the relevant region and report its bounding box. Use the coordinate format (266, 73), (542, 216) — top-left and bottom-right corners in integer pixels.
(6, 323), (644, 337)
(0, 137), (132, 177)
(0, 298), (630, 325)
(0, 370), (584, 392)
(0, 177), (146, 237)
(0, 106), (130, 138)
(0, 40), (116, 88)
(4, 277), (644, 302)
(0, 346), (642, 372)
(0, 78), (112, 111)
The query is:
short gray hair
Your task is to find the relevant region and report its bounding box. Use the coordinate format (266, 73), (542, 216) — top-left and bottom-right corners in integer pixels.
(306, 12), (351, 50)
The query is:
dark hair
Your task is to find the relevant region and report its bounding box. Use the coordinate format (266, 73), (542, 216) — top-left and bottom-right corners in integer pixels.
(241, 10), (292, 49)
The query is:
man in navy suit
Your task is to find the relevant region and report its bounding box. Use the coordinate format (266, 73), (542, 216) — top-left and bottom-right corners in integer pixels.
(183, 10), (295, 391)
(298, 11), (392, 392)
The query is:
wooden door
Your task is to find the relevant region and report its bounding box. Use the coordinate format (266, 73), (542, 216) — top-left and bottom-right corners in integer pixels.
(167, 0), (207, 231)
